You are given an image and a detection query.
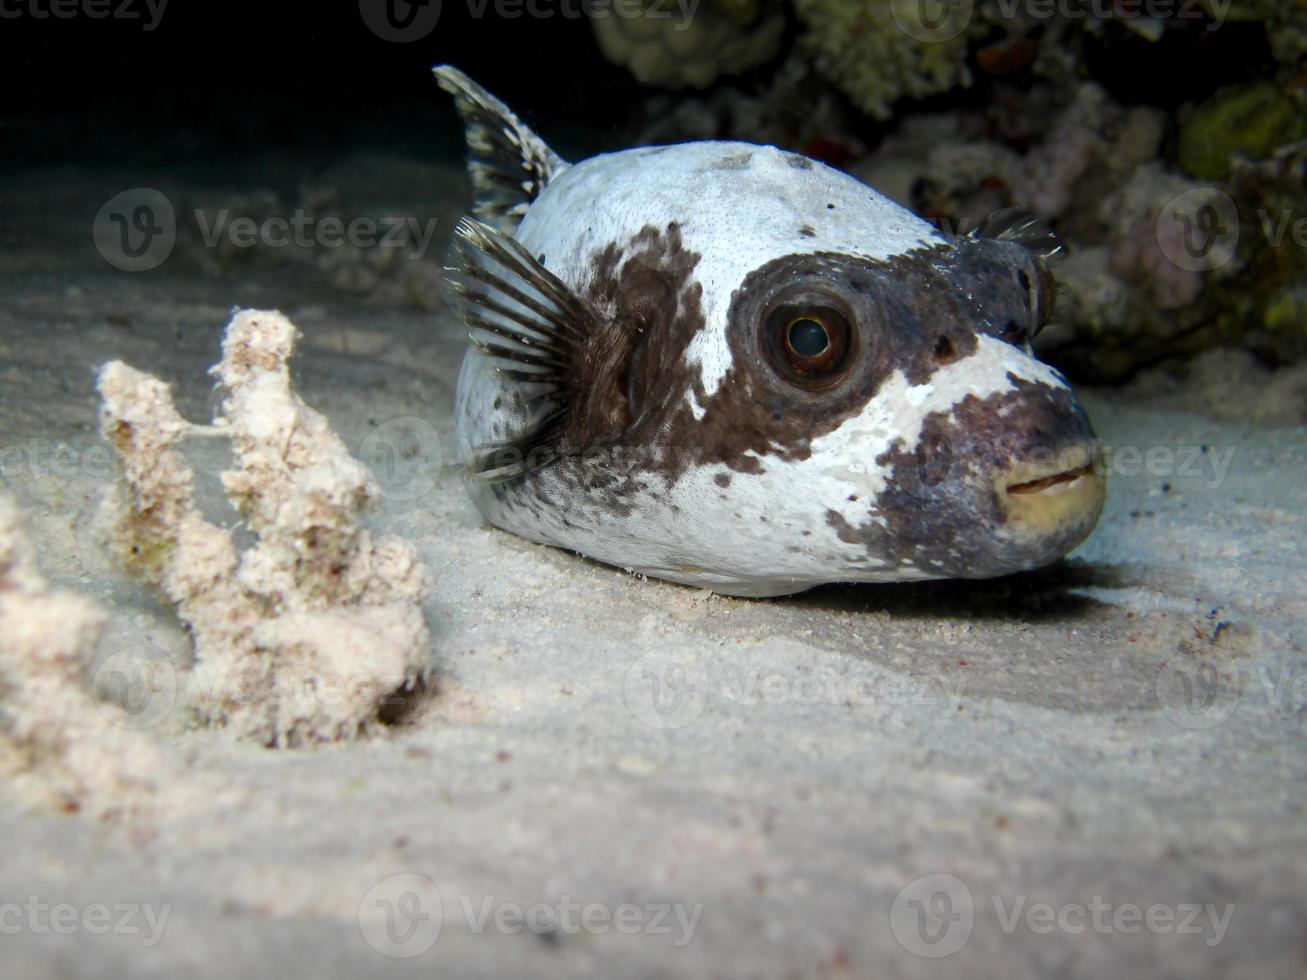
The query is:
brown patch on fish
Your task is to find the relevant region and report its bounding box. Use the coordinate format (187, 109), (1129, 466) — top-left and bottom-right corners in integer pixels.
(827, 376), (1098, 577)
(642, 246), (990, 480)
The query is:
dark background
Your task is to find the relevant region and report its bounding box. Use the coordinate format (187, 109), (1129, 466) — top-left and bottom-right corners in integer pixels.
(0, 0), (645, 167)
(1, 0), (1276, 171)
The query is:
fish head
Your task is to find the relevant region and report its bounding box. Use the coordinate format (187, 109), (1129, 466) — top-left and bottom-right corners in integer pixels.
(693, 233), (1105, 581)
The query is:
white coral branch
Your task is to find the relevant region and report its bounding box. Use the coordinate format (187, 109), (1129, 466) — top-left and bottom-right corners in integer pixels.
(97, 309), (434, 747)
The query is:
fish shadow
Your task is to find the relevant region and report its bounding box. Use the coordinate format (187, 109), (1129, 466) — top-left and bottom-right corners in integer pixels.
(784, 558), (1127, 624)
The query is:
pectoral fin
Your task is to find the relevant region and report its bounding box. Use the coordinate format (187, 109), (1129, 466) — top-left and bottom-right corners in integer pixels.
(445, 217), (625, 482)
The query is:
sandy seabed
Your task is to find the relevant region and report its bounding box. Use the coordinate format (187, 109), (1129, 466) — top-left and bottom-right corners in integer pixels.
(0, 161), (1304, 979)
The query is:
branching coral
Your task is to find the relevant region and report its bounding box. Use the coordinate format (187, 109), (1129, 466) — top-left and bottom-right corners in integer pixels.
(0, 495), (173, 819)
(97, 309), (434, 747)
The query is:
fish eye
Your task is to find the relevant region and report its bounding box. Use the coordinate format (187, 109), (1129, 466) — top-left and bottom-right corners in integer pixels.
(1033, 258), (1056, 331)
(762, 303), (854, 388)
(1006, 256), (1057, 348)
(787, 317), (830, 357)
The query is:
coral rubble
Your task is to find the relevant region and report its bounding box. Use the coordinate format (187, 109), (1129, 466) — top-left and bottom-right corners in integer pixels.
(97, 309), (434, 747)
(0, 495), (172, 819)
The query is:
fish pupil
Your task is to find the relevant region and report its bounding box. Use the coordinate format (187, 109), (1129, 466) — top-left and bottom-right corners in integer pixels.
(788, 318), (829, 357)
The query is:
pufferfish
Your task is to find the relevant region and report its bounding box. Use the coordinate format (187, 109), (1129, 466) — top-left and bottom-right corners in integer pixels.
(435, 66), (1106, 598)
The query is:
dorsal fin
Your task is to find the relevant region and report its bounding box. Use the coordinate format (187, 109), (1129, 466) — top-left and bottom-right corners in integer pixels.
(434, 65), (569, 234)
(971, 207), (1064, 262)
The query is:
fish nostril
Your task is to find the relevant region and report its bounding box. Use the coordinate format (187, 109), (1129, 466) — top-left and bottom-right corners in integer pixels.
(918, 433), (952, 486)
(932, 335), (957, 365)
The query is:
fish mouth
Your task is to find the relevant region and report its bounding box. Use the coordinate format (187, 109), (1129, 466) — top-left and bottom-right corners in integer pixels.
(1005, 463), (1094, 495)
(994, 445), (1106, 545)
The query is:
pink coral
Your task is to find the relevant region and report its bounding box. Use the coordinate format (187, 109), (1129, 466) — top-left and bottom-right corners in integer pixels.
(1111, 214), (1204, 312)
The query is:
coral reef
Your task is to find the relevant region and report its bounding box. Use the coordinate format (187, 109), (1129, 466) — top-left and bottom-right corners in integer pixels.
(0, 495), (174, 820)
(868, 79), (1300, 379)
(609, 0), (1307, 379)
(790, 0), (977, 120)
(1179, 81), (1307, 181)
(606, 0), (1306, 127)
(97, 309), (434, 747)
(1225, 139), (1307, 365)
(593, 0), (784, 89)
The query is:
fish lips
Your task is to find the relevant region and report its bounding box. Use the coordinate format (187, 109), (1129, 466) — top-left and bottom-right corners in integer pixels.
(871, 383), (1106, 579)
